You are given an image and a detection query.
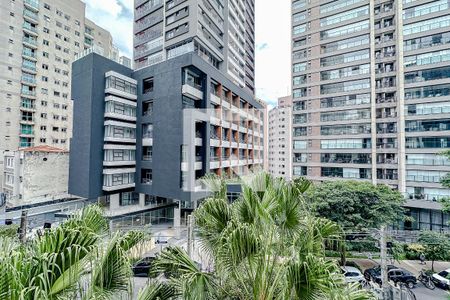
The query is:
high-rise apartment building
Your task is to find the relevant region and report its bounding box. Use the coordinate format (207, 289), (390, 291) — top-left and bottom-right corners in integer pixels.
(0, 0), (119, 185)
(268, 96), (293, 180)
(133, 0), (256, 94)
(291, 0), (450, 230)
(68, 52), (265, 224)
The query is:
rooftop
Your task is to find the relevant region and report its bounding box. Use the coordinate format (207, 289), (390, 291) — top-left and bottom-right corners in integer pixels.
(19, 145), (69, 153)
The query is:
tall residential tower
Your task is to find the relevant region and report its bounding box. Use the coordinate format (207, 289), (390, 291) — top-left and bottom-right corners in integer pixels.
(133, 0), (256, 94)
(291, 0), (450, 230)
(0, 0), (121, 186)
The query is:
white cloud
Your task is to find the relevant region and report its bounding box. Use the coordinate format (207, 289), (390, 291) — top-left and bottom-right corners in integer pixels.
(83, 0), (292, 105)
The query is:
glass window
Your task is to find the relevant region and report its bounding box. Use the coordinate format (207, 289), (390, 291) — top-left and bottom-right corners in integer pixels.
(293, 24), (307, 35)
(405, 49), (450, 67)
(321, 109), (370, 122)
(321, 64), (370, 80)
(106, 75), (137, 95)
(321, 79), (370, 94)
(404, 66), (450, 84)
(404, 32), (450, 52)
(403, 0), (449, 20)
(403, 15), (450, 36)
(405, 102), (450, 115)
(293, 12), (307, 23)
(293, 140), (307, 149)
(321, 49), (369, 67)
(406, 137), (450, 148)
(293, 62), (308, 73)
(321, 124), (371, 135)
(293, 0), (307, 10)
(320, 0), (365, 14)
(407, 170), (447, 183)
(321, 139), (371, 149)
(321, 34), (369, 54)
(321, 93), (370, 108)
(320, 20), (369, 40)
(405, 84), (450, 100)
(320, 6), (368, 27)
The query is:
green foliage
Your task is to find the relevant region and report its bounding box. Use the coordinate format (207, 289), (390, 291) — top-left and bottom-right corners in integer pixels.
(306, 180), (405, 229)
(0, 205), (145, 300)
(0, 225), (18, 238)
(440, 150), (450, 189)
(151, 172), (374, 300)
(418, 231), (450, 271)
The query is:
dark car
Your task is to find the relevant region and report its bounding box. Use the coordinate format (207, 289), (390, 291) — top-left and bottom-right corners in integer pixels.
(364, 265), (397, 281)
(373, 269), (417, 288)
(132, 256), (156, 277)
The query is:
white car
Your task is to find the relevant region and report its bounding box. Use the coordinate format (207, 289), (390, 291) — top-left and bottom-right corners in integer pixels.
(341, 266), (365, 283)
(432, 268), (450, 290)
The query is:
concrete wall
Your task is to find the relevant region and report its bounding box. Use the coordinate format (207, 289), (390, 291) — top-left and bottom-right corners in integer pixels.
(22, 151), (69, 201)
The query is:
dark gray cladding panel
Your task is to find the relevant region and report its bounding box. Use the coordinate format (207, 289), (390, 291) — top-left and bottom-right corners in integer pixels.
(69, 53), (133, 199)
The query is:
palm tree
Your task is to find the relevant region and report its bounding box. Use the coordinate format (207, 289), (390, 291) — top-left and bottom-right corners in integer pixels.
(144, 172), (374, 300)
(0, 205), (145, 300)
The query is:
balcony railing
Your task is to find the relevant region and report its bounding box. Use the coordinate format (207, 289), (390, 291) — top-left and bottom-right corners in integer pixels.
(22, 63), (36, 71)
(23, 22), (37, 33)
(21, 89), (36, 96)
(23, 9), (38, 21)
(24, 0), (39, 10)
(21, 76), (36, 84)
(22, 49), (36, 58)
(23, 37), (37, 46)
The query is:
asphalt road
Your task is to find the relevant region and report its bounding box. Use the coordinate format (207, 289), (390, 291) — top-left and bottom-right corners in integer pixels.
(413, 282), (449, 300)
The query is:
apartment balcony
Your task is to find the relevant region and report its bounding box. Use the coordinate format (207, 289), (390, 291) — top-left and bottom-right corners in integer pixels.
(222, 100), (231, 109)
(211, 93), (221, 105)
(21, 75), (37, 85)
(19, 129), (34, 137)
(20, 104), (36, 112)
(23, 9), (39, 23)
(22, 23), (38, 35)
(22, 37), (38, 48)
(21, 89), (36, 98)
(210, 159), (220, 169)
(210, 137), (220, 147)
(24, 0), (39, 12)
(182, 83), (203, 100)
(103, 159), (136, 167)
(142, 135), (153, 146)
(22, 50), (37, 61)
(20, 118), (35, 125)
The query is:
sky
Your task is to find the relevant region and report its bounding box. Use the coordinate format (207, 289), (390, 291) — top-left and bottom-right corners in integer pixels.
(83, 0), (291, 107)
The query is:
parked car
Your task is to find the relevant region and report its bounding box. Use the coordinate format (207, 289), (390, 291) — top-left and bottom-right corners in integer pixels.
(132, 256), (156, 277)
(364, 264), (397, 281)
(373, 268), (417, 288)
(432, 268), (450, 290)
(341, 266), (364, 283)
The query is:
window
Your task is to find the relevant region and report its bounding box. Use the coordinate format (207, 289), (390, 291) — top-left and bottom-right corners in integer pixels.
(43, 40), (49, 46)
(43, 52), (49, 58)
(320, 20), (369, 40)
(403, 15), (450, 36)
(119, 192), (139, 206)
(40, 126), (47, 131)
(44, 3), (50, 9)
(320, 6), (369, 27)
(143, 77), (154, 93)
(141, 169), (152, 184)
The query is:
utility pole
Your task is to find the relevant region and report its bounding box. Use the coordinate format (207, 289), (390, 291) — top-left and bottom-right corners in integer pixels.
(19, 210), (28, 243)
(380, 226), (389, 299)
(187, 214), (193, 257)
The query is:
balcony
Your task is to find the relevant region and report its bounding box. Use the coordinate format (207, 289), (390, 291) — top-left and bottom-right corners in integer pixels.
(23, 9), (39, 23)
(22, 49), (36, 60)
(182, 83), (203, 101)
(21, 76), (36, 85)
(22, 37), (38, 48)
(22, 22), (38, 35)
(211, 93), (221, 105)
(24, 0), (39, 11)
(21, 89), (36, 97)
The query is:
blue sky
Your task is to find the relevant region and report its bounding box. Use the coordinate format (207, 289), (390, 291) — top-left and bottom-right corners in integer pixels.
(83, 0), (291, 107)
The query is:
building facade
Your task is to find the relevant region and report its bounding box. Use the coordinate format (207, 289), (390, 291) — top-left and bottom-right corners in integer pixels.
(268, 96), (292, 180)
(2, 145), (70, 205)
(0, 0), (122, 185)
(133, 0), (256, 94)
(291, 0), (450, 230)
(68, 52), (265, 224)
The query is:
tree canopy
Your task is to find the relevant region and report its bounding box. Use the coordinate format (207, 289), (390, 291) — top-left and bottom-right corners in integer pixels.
(306, 180), (405, 230)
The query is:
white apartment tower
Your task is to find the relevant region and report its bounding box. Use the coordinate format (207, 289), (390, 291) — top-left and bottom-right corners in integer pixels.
(268, 96), (292, 180)
(0, 0), (118, 181)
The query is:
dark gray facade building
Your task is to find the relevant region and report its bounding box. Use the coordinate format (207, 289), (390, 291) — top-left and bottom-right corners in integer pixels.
(133, 0), (256, 94)
(69, 52), (265, 221)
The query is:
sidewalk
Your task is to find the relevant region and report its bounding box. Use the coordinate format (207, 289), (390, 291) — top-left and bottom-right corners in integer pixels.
(350, 258), (450, 275)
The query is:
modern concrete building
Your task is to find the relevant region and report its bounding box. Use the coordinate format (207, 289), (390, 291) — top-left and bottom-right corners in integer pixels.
(133, 0), (256, 94)
(0, 0), (126, 185)
(68, 51), (265, 226)
(291, 0), (450, 230)
(268, 96), (292, 180)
